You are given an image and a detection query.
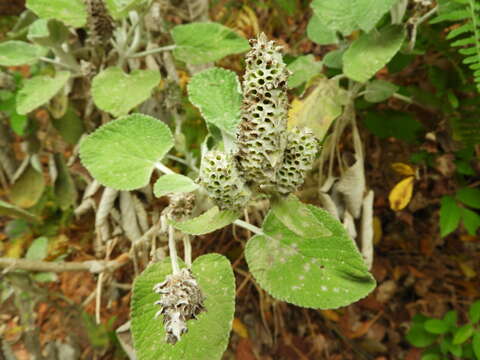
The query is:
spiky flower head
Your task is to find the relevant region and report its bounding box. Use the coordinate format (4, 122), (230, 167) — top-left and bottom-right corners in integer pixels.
(163, 192), (196, 221)
(276, 127), (318, 195)
(236, 33), (290, 191)
(85, 0), (114, 46)
(153, 268), (205, 344)
(199, 151), (251, 210)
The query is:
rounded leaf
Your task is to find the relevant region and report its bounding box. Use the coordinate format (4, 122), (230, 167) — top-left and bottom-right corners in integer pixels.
(26, 0), (87, 27)
(172, 22), (249, 64)
(16, 71), (70, 115)
(91, 67), (161, 117)
(424, 319), (449, 334)
(153, 174), (199, 198)
(0, 41), (47, 66)
(131, 254), (235, 360)
(188, 67), (242, 134)
(79, 114), (174, 190)
(170, 207), (239, 235)
(245, 197), (376, 309)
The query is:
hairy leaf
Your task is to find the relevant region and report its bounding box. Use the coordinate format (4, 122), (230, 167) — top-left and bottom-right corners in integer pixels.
(245, 196), (376, 309)
(153, 174), (199, 198)
(188, 68), (242, 134)
(91, 67), (161, 117)
(287, 55), (323, 89)
(170, 207), (239, 235)
(306, 14), (338, 45)
(26, 0), (87, 27)
(16, 71), (70, 115)
(343, 25), (405, 83)
(131, 254), (235, 360)
(79, 114), (174, 190)
(172, 22), (250, 64)
(0, 41), (47, 66)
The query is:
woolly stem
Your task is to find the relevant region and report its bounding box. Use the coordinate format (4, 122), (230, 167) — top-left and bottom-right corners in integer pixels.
(155, 162), (175, 175)
(234, 219), (264, 236)
(130, 45), (177, 58)
(168, 225), (180, 274)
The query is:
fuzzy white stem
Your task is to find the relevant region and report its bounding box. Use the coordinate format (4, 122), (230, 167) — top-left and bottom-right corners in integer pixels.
(155, 162), (175, 175)
(130, 45), (177, 58)
(183, 235), (192, 268)
(234, 219), (263, 236)
(168, 225), (180, 274)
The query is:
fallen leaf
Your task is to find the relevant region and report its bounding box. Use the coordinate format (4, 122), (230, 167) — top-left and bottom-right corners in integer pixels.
(320, 309), (340, 322)
(388, 176), (414, 211)
(391, 162), (415, 176)
(458, 261), (477, 279)
(232, 318), (249, 338)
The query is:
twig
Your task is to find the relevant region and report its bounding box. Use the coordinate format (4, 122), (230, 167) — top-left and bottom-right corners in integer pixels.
(130, 45), (177, 58)
(168, 225), (180, 274)
(0, 256), (129, 274)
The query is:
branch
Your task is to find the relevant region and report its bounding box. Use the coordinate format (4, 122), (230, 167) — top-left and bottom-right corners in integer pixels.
(0, 254), (130, 274)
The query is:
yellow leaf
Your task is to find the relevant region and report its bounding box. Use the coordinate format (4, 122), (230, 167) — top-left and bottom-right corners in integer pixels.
(288, 77), (348, 141)
(388, 176), (414, 211)
(373, 216), (382, 245)
(320, 309), (340, 322)
(391, 162), (416, 176)
(458, 261), (477, 279)
(232, 318), (249, 338)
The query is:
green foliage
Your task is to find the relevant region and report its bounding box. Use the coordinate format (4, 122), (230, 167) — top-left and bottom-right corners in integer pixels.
(362, 111), (424, 143)
(343, 25), (405, 83)
(131, 254), (235, 360)
(26, 0), (87, 27)
(105, 0), (147, 19)
(363, 79), (399, 103)
(0, 41), (47, 66)
(187, 67), (242, 135)
(16, 71), (70, 115)
(9, 160), (46, 208)
(432, 0), (480, 92)
(79, 114), (174, 190)
(245, 196), (376, 309)
(171, 22), (250, 64)
(153, 174), (199, 198)
(440, 189), (480, 237)
(0, 200), (39, 223)
(91, 67), (161, 117)
(306, 14), (338, 45)
(407, 302), (480, 359)
(170, 207), (239, 235)
(286, 55), (323, 88)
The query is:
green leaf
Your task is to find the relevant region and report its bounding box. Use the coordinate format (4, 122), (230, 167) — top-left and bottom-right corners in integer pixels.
(91, 67), (161, 117)
(172, 22), (250, 65)
(25, 236), (48, 260)
(473, 332), (480, 359)
(420, 354), (441, 360)
(16, 71), (70, 115)
(343, 25), (405, 83)
(188, 67), (242, 135)
(406, 323), (437, 347)
(0, 41), (47, 66)
(170, 207), (239, 235)
(287, 55), (323, 89)
(245, 196), (376, 309)
(27, 19), (69, 47)
(362, 111), (423, 143)
(306, 14), (338, 45)
(10, 161), (46, 208)
(461, 208), (480, 235)
(453, 324), (474, 345)
(105, 0), (147, 19)
(153, 174), (199, 198)
(424, 319), (450, 334)
(364, 79), (399, 103)
(131, 254), (235, 360)
(352, 0), (398, 32)
(443, 310), (458, 328)
(79, 114), (174, 191)
(457, 188), (480, 209)
(53, 153), (77, 209)
(311, 0), (358, 36)
(323, 49), (345, 69)
(51, 107), (85, 145)
(468, 300), (480, 323)
(10, 113), (29, 136)
(26, 0), (87, 27)
(440, 196), (462, 237)
(0, 200), (39, 223)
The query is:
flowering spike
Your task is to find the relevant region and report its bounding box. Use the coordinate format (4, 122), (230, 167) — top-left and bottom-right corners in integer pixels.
(235, 33), (290, 191)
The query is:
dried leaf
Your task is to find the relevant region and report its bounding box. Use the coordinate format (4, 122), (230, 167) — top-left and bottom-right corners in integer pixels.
(388, 176), (414, 211)
(391, 162), (415, 176)
(232, 318), (249, 338)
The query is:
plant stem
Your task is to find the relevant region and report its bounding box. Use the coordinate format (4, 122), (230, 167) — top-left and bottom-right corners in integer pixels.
(155, 162), (175, 175)
(234, 219), (264, 236)
(168, 225), (180, 274)
(0, 256), (129, 273)
(130, 45), (177, 58)
(39, 57), (74, 70)
(183, 234), (192, 268)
